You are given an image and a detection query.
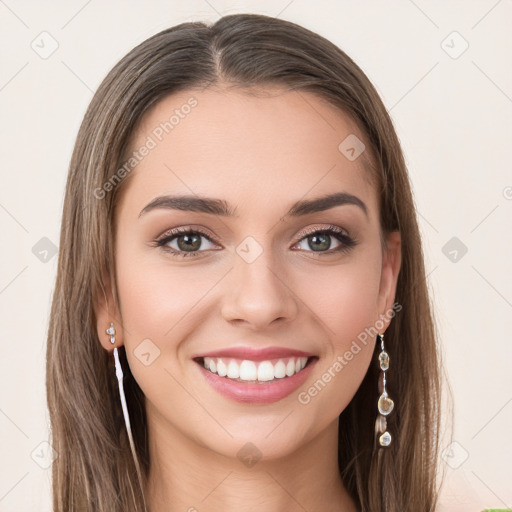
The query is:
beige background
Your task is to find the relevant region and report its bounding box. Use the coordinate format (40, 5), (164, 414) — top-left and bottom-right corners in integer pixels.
(0, 1), (511, 510)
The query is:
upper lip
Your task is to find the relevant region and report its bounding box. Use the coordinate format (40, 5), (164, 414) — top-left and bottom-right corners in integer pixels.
(192, 346), (317, 362)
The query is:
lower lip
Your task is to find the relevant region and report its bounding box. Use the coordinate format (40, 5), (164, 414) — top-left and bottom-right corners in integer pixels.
(196, 358), (318, 404)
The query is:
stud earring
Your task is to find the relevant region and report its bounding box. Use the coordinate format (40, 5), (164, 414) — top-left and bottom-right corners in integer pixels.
(375, 332), (394, 447)
(106, 322), (116, 344)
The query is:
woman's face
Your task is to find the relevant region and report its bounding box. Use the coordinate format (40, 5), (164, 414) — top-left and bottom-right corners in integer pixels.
(98, 86), (400, 461)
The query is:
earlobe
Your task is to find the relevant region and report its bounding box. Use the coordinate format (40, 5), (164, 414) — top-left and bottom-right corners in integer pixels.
(377, 231), (402, 331)
(93, 272), (124, 351)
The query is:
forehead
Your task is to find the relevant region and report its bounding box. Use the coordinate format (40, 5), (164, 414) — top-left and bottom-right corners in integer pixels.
(121, 86), (377, 219)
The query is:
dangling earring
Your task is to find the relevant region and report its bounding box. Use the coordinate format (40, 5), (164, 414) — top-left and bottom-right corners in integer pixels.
(106, 323), (148, 511)
(375, 332), (394, 447)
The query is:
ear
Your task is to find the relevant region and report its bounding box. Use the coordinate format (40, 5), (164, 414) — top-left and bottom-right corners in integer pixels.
(93, 271), (124, 352)
(377, 230), (402, 332)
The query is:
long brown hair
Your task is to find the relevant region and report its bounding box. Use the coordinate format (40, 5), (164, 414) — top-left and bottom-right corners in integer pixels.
(46, 13), (443, 511)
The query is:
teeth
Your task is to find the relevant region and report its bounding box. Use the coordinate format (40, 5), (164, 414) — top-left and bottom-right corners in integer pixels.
(257, 361), (274, 381)
(217, 359), (227, 377)
(240, 360), (257, 381)
(227, 360), (240, 379)
(202, 356), (309, 382)
(274, 360), (286, 378)
(286, 359), (295, 376)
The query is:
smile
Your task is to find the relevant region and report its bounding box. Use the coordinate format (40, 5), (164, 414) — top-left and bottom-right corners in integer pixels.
(200, 356), (311, 383)
(193, 355), (319, 403)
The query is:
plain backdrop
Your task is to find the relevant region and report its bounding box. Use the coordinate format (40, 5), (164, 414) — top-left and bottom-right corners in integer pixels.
(0, 1), (511, 510)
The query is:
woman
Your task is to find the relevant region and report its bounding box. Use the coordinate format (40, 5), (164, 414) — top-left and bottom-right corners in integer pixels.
(46, 13), (442, 511)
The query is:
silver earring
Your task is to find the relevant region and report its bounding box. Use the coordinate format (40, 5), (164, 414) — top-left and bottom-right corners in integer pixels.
(106, 322), (116, 344)
(107, 323), (147, 511)
(375, 332), (394, 447)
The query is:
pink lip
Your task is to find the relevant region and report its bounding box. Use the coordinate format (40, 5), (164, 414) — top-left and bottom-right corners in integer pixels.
(192, 346), (316, 362)
(195, 357), (318, 404)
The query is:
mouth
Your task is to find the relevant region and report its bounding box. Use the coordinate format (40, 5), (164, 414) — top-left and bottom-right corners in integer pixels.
(193, 355), (319, 384)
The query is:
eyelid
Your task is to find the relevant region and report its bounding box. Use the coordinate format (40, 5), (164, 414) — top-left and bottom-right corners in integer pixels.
(155, 225), (221, 246)
(293, 223), (351, 243)
(291, 224), (358, 255)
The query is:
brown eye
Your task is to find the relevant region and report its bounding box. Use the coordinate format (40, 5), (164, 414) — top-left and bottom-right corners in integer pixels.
(156, 228), (221, 257)
(292, 227), (358, 255)
(305, 233), (332, 251)
(175, 233), (202, 252)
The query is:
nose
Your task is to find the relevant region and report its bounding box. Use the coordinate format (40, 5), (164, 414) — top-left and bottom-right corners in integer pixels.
(220, 250), (299, 330)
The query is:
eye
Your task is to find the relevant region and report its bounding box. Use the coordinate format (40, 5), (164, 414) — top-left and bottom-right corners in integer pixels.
(291, 226), (357, 255)
(153, 224), (358, 259)
(154, 227), (221, 258)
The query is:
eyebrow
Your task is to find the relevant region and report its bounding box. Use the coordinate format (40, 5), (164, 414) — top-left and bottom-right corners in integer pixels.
(138, 192), (368, 219)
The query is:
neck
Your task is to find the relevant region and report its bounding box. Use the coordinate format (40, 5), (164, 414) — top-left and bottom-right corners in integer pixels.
(144, 405), (358, 512)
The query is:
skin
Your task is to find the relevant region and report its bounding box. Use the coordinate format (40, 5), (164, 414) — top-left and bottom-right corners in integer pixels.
(95, 86), (401, 512)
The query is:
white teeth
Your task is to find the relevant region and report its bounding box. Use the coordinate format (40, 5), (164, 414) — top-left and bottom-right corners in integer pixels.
(274, 360), (286, 378)
(227, 360), (240, 379)
(201, 356), (310, 382)
(239, 360), (257, 381)
(216, 359), (227, 377)
(257, 361), (275, 382)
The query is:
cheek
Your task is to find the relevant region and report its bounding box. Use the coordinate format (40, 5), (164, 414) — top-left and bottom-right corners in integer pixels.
(294, 251), (382, 346)
(114, 250), (227, 406)
(115, 249), (223, 342)
(114, 237), (233, 389)
(291, 251), (381, 413)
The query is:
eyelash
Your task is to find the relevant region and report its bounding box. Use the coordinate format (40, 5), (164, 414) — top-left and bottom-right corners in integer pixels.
(153, 225), (358, 258)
